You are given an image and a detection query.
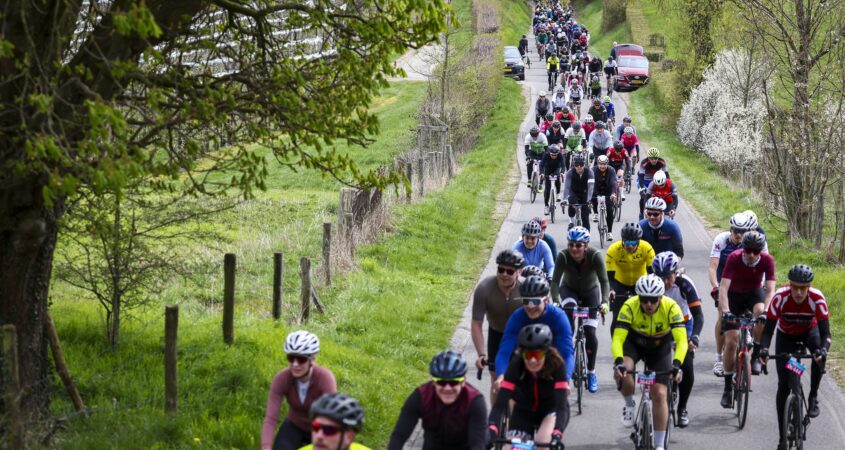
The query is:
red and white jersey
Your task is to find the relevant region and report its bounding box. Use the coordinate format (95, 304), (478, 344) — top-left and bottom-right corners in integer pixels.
(767, 286), (829, 336)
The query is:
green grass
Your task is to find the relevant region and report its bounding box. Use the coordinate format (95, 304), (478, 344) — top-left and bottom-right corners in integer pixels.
(499, 0), (533, 46)
(577, 0), (632, 57)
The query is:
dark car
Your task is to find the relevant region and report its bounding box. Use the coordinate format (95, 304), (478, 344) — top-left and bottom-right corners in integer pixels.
(504, 46), (525, 81)
(614, 55), (649, 91)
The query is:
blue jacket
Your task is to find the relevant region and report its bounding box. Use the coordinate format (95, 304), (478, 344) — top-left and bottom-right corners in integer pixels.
(639, 218), (684, 258)
(514, 239), (555, 278)
(495, 304), (575, 380)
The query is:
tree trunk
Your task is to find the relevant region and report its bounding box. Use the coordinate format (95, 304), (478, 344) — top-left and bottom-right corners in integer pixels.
(0, 176), (64, 421)
(109, 291), (121, 351)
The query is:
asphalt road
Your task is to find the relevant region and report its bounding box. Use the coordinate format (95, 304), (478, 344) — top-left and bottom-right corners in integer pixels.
(440, 38), (845, 450)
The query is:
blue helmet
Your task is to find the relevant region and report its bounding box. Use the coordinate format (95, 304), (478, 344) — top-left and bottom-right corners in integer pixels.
(567, 226), (590, 243)
(652, 251), (680, 277)
(429, 350), (468, 379)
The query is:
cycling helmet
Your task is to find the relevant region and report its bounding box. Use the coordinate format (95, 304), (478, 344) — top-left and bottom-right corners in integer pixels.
(552, 120), (561, 127)
(562, 106), (570, 114)
(741, 230), (766, 251)
(429, 350), (468, 378)
(603, 95), (611, 103)
(530, 216), (548, 229)
(585, 114), (594, 123)
(743, 210), (759, 228)
(530, 126), (540, 137)
(572, 121), (582, 130)
(310, 393), (365, 430)
(653, 170), (667, 187)
(787, 264), (814, 283)
(521, 265), (546, 278)
(647, 147), (660, 158)
(596, 121), (606, 129)
(549, 144), (561, 155)
(593, 94), (600, 101)
(555, 86), (565, 93)
(571, 152), (586, 166)
(729, 212), (755, 231)
(567, 226), (591, 243)
(620, 222), (643, 240)
(613, 140), (623, 149)
(624, 126), (633, 134)
(496, 249), (526, 268)
(545, 112), (554, 121)
(635, 274), (666, 297)
(285, 330), (320, 355)
(520, 275), (550, 297)
(644, 197), (667, 211)
(596, 154), (609, 164)
(623, 116), (632, 123)
(522, 220), (543, 237)
(518, 324), (554, 350)
(652, 251), (680, 277)
(539, 91), (547, 97)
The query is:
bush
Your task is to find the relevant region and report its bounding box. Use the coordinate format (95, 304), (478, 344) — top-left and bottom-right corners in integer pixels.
(602, 0), (627, 32)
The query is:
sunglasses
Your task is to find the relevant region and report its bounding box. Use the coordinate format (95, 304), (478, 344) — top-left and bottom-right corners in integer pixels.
(623, 240), (639, 247)
(498, 266), (516, 275)
(287, 354), (310, 365)
(646, 211), (662, 217)
(731, 227), (748, 235)
(522, 297), (543, 306)
(744, 249), (761, 256)
(568, 242), (586, 249)
(523, 349), (547, 360)
(433, 377), (464, 387)
(639, 296), (660, 305)
(312, 421), (341, 437)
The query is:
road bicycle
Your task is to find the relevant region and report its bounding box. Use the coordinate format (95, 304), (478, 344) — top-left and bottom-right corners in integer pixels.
(548, 70), (559, 91)
(547, 174), (560, 224)
(530, 159), (541, 204)
(562, 305), (604, 415)
(489, 438), (558, 450)
(723, 312), (765, 429)
(626, 369), (675, 450)
(764, 343), (819, 450)
(624, 168), (632, 195)
(596, 195), (609, 248)
(614, 181), (623, 222)
(567, 203), (589, 228)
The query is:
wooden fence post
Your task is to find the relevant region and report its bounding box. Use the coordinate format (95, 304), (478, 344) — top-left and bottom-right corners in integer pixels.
(405, 162), (414, 202)
(344, 212), (355, 259)
(165, 305), (179, 413)
(299, 257), (312, 323)
(45, 313), (85, 413)
(273, 253), (283, 319)
(322, 222), (332, 285)
(223, 253), (235, 345)
(446, 144), (455, 178)
(1, 325), (23, 449)
(417, 157), (425, 196)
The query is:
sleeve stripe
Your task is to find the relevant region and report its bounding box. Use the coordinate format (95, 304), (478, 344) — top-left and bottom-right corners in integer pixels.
(554, 381), (569, 390)
(500, 381), (515, 391)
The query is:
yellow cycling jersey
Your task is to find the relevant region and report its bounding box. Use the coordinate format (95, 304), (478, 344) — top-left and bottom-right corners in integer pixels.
(611, 295), (688, 364)
(605, 240), (655, 286)
(299, 444), (371, 450)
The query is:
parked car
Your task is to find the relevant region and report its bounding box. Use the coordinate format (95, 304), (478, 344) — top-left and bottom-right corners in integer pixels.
(615, 55), (649, 91)
(611, 43), (644, 59)
(503, 46), (525, 81)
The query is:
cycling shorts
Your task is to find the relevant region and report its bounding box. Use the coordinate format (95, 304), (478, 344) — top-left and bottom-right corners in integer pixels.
(508, 409), (556, 441)
(604, 67), (614, 76)
(724, 288), (765, 331)
(623, 337), (673, 385)
(559, 284), (601, 321)
(569, 96), (581, 104)
(487, 328), (504, 373)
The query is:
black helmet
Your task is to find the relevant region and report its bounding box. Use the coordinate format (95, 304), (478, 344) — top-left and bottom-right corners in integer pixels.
(596, 121), (606, 129)
(521, 265), (546, 278)
(788, 264), (814, 283)
(522, 220), (543, 237)
(572, 122), (582, 130)
(310, 393), (364, 430)
(545, 112), (554, 121)
(429, 350), (468, 378)
(572, 153), (586, 166)
(530, 126), (540, 136)
(613, 140), (623, 149)
(623, 116), (632, 123)
(549, 144), (561, 155)
(620, 222), (643, 241)
(519, 275), (550, 297)
(741, 230), (766, 251)
(496, 249), (526, 268)
(518, 324), (553, 350)
(562, 106), (570, 114)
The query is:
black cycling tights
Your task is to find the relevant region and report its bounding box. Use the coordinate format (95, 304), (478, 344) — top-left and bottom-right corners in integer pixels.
(677, 350), (694, 411)
(775, 331), (824, 442)
(274, 419), (311, 450)
(584, 325), (598, 371)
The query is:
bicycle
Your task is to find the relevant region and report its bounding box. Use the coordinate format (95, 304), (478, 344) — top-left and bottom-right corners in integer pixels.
(489, 438), (557, 450)
(597, 195), (608, 248)
(624, 168), (632, 195)
(764, 343), (818, 450)
(723, 312), (765, 429)
(547, 174), (560, 224)
(567, 203), (589, 228)
(548, 70), (559, 91)
(613, 182), (623, 222)
(624, 369), (676, 450)
(530, 159), (541, 204)
(562, 305), (604, 415)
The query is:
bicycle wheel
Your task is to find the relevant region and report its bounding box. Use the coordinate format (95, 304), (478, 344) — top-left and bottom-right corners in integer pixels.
(494, 403), (511, 450)
(614, 197), (622, 222)
(637, 400), (654, 450)
(530, 173), (539, 204)
(575, 207), (582, 227)
(599, 205), (607, 248)
(783, 393), (803, 450)
(666, 380), (676, 449)
(549, 184), (557, 224)
(736, 351), (751, 429)
(575, 340), (585, 414)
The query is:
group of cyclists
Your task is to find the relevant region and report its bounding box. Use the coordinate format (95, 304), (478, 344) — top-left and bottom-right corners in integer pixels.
(260, 2), (834, 450)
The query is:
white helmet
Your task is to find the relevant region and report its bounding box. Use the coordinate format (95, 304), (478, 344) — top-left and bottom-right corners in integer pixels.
(624, 126), (633, 134)
(730, 212), (756, 230)
(596, 154), (609, 164)
(635, 274), (666, 297)
(653, 170), (667, 187)
(644, 197), (667, 211)
(284, 330), (320, 355)
(539, 91), (547, 97)
(585, 114), (594, 123)
(743, 210), (759, 228)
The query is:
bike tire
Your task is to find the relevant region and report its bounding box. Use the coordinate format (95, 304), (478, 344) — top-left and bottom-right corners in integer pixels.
(637, 400), (654, 450)
(550, 186), (557, 224)
(614, 198), (622, 222)
(736, 351), (751, 429)
(783, 393), (802, 450)
(530, 173), (539, 204)
(575, 340), (585, 414)
(599, 207), (606, 249)
(666, 380), (676, 449)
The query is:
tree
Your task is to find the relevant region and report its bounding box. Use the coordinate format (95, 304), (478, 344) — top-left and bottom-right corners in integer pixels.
(0, 0), (448, 421)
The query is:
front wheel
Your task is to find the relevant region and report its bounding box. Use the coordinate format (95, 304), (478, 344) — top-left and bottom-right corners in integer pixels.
(598, 206), (607, 248)
(736, 351), (751, 429)
(783, 393), (803, 450)
(636, 400), (654, 450)
(549, 187), (557, 224)
(575, 340), (585, 414)
(614, 197), (622, 222)
(530, 172), (539, 203)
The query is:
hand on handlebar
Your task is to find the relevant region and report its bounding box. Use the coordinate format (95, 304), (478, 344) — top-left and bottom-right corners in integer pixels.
(475, 355), (488, 370)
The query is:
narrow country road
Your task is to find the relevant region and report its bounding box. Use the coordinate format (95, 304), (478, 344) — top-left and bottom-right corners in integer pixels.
(441, 33), (845, 449)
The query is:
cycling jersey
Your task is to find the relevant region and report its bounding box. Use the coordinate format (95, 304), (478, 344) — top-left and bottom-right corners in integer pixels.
(550, 246), (610, 305)
(547, 57), (560, 71)
(513, 239), (555, 279)
(568, 85), (582, 100)
(721, 249), (775, 293)
(495, 303), (575, 379)
(263, 365), (337, 449)
(471, 276), (523, 333)
(766, 286), (829, 337)
(620, 133), (638, 151)
(604, 102), (615, 119)
(607, 147), (630, 171)
(639, 217), (684, 258)
(611, 296), (689, 365)
(587, 129), (612, 153)
(664, 275), (704, 338)
(582, 121), (595, 139)
(587, 105), (607, 123)
(299, 444), (371, 450)
(646, 179), (678, 210)
(552, 94), (568, 111)
(709, 231), (769, 282)
(637, 158), (668, 187)
(605, 240), (655, 286)
(563, 127), (585, 151)
(524, 133), (548, 158)
(557, 112), (575, 131)
(615, 124), (637, 141)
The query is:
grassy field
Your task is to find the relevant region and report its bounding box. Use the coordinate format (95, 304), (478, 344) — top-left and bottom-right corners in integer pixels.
(47, 0), (532, 447)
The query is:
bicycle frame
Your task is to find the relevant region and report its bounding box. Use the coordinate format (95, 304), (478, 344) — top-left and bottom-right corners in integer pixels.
(767, 347), (817, 449)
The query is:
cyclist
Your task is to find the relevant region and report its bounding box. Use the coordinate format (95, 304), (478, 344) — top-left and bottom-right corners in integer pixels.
(541, 145), (566, 216)
(562, 153), (594, 231)
(708, 212), (765, 376)
(637, 148), (669, 219)
(471, 249), (525, 398)
(518, 35), (529, 59)
(263, 331), (337, 450)
(612, 274), (687, 450)
(546, 120), (565, 152)
(588, 74), (602, 99)
(556, 106), (575, 132)
(550, 226), (611, 393)
(563, 121), (586, 155)
(389, 351), (487, 450)
(535, 91), (551, 125)
(603, 96), (616, 129)
(539, 112), (555, 134)
(588, 55), (603, 84)
(587, 121), (613, 163)
(604, 57), (618, 91)
(567, 82), (583, 117)
(514, 220), (555, 279)
(302, 393), (369, 450)
(488, 324), (569, 450)
(591, 155), (617, 240)
(606, 222), (655, 335)
(607, 140), (632, 200)
(582, 114), (596, 143)
(645, 170), (678, 219)
(620, 126), (640, 165)
(587, 98), (607, 123)
(639, 197), (684, 258)
(547, 53), (561, 91)
(652, 252), (703, 428)
(524, 126), (548, 190)
(551, 86), (568, 113)
(494, 276), (575, 385)
(759, 264), (832, 450)
(718, 231), (776, 408)
(530, 215), (558, 258)
(615, 116), (637, 141)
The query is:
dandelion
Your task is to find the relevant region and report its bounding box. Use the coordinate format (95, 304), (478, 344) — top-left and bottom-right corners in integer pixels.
(194, 437), (201, 445)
